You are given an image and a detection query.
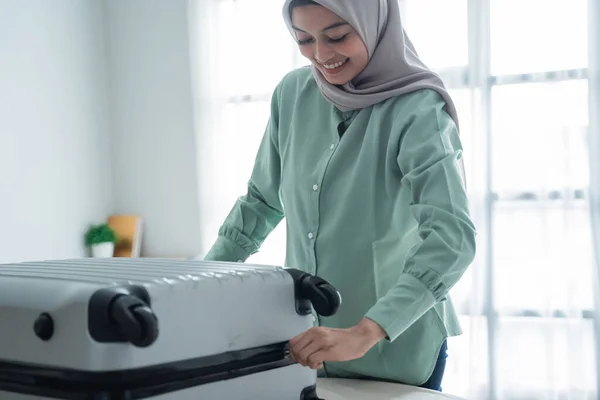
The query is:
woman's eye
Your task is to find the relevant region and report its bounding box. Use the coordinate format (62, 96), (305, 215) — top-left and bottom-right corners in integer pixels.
(329, 34), (348, 43)
(297, 33), (349, 46)
(297, 38), (313, 45)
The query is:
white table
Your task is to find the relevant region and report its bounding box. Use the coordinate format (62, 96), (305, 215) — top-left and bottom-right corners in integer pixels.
(317, 378), (467, 400)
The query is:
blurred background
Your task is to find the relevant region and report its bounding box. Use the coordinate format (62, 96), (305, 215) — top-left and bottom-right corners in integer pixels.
(0, 0), (598, 399)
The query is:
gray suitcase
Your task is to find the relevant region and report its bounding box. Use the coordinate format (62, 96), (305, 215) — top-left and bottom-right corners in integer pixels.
(0, 258), (341, 399)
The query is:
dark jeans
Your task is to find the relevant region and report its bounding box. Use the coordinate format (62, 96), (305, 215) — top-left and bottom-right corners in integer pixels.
(418, 340), (448, 392)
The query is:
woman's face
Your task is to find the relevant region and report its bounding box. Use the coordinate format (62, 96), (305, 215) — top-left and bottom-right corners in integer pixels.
(291, 5), (368, 85)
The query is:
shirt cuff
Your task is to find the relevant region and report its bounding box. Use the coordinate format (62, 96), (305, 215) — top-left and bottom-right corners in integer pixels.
(203, 236), (252, 263)
(364, 273), (437, 342)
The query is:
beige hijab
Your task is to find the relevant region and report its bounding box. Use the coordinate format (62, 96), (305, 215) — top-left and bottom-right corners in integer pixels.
(282, 0), (466, 183)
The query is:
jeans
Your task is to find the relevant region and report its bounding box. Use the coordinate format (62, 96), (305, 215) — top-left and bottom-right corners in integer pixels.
(418, 340), (448, 392)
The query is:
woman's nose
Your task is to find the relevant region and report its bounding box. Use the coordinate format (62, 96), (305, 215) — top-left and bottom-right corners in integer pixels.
(315, 41), (334, 63)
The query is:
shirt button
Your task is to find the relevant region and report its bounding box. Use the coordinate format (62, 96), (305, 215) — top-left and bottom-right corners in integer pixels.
(312, 184), (319, 191)
(308, 232), (314, 239)
(330, 144), (335, 150)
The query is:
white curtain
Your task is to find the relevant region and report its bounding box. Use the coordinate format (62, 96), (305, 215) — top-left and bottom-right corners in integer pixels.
(587, 0), (600, 398)
(188, 0), (599, 398)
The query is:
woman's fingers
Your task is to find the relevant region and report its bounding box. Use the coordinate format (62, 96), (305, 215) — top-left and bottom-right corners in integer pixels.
(289, 327), (335, 367)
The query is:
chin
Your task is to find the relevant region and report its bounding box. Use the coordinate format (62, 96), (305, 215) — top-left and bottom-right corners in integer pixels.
(324, 76), (352, 85)
(319, 69), (355, 86)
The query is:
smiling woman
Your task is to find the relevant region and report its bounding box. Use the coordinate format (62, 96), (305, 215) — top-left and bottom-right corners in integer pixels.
(204, 0), (476, 394)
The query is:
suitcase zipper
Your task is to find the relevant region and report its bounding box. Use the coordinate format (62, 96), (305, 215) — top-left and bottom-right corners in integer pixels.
(0, 342), (295, 399)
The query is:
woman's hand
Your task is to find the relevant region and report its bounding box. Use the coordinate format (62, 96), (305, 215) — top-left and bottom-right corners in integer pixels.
(288, 318), (387, 369)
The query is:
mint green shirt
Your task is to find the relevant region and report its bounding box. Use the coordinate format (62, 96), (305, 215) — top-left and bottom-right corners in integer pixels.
(204, 67), (476, 386)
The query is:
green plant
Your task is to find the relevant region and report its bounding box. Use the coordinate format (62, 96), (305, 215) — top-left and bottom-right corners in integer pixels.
(84, 223), (118, 247)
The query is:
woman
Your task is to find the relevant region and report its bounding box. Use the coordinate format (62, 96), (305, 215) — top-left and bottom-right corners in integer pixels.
(204, 0), (476, 392)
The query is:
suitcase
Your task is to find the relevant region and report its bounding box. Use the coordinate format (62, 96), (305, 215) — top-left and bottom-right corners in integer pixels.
(0, 258), (342, 399)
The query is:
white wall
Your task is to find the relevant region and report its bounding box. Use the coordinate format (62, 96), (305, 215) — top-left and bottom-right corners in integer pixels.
(0, 0), (113, 263)
(0, 0), (204, 261)
(102, 0), (203, 258)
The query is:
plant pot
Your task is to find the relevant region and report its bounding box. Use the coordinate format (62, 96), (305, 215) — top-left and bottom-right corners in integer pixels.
(91, 242), (114, 258)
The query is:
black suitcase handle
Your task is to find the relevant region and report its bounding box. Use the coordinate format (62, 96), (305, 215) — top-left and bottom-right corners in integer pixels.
(285, 269), (341, 317)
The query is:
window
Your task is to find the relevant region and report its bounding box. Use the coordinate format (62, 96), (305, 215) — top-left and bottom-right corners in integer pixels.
(214, 0), (297, 99)
(489, 0), (588, 75)
(399, 0), (597, 397)
(209, 0), (305, 266)
(401, 0), (469, 70)
(491, 80), (589, 195)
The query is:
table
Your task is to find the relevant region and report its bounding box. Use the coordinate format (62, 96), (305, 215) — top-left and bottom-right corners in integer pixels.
(316, 378), (467, 400)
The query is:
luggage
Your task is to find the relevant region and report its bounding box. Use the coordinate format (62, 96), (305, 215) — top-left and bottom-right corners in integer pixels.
(0, 258), (341, 399)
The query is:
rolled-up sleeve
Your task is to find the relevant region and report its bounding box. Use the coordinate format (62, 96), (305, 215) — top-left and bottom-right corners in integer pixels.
(204, 85), (285, 262)
(365, 91), (477, 342)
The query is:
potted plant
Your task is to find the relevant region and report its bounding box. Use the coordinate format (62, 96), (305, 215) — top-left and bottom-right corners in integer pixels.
(84, 223), (118, 258)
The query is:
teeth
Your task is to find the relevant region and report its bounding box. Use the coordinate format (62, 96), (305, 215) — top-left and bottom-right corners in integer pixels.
(323, 59), (347, 69)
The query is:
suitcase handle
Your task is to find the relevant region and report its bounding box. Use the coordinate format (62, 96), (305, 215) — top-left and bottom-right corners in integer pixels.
(286, 269), (341, 317)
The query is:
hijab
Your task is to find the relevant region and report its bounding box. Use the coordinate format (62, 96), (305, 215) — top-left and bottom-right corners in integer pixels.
(281, 0), (458, 128)
(282, 0), (466, 185)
